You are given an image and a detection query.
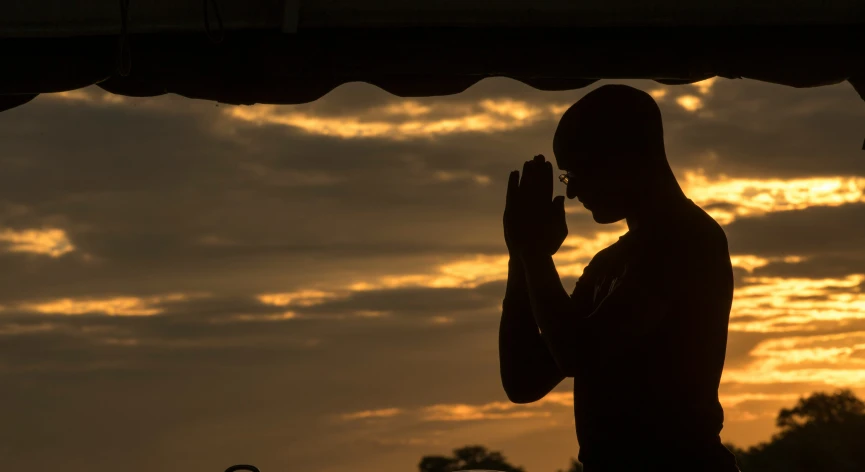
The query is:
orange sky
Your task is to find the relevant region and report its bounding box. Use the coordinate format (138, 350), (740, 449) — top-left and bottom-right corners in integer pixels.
(1, 77), (864, 472)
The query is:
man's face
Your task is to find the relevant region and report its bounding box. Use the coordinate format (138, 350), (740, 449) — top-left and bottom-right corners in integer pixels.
(556, 149), (631, 224)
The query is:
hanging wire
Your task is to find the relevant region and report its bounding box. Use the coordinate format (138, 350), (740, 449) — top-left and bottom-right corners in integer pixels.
(116, 0), (132, 76)
(204, 0), (225, 44)
(224, 465), (260, 472)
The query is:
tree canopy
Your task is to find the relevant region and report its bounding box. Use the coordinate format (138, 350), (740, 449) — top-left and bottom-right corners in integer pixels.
(420, 390), (865, 472)
(728, 389), (865, 472)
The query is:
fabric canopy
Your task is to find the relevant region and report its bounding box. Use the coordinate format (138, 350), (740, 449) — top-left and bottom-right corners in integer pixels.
(1, 0), (864, 151)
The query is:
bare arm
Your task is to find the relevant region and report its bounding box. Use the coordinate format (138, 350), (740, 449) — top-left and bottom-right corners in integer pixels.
(519, 250), (581, 376)
(498, 161), (569, 404)
(498, 258), (565, 403)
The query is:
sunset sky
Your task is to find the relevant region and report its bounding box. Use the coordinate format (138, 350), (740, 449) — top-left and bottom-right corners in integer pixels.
(2, 76), (865, 472)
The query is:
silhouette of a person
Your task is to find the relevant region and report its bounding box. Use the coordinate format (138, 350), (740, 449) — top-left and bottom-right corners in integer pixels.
(499, 84), (740, 472)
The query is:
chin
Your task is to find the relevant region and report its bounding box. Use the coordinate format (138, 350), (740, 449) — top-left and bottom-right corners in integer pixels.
(590, 211), (625, 225)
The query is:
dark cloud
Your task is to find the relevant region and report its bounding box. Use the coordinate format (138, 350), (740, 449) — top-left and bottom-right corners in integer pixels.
(725, 203), (865, 257)
(0, 285), (508, 472)
(663, 79), (865, 179)
(300, 286), (498, 318)
(753, 254), (865, 279)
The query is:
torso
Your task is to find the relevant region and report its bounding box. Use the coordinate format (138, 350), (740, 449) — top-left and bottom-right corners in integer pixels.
(570, 199), (739, 471)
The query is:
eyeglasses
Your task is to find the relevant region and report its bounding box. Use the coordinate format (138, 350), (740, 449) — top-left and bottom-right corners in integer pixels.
(558, 172), (576, 185)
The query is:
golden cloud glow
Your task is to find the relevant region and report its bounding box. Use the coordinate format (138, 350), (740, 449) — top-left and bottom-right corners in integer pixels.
(355, 310), (389, 318)
(692, 77), (718, 95)
(45, 89), (127, 105)
(423, 403), (551, 421)
(718, 392), (802, 407)
(0, 228), (74, 257)
(684, 171), (865, 224)
(729, 255), (807, 273)
(341, 229), (625, 294)
(380, 101), (432, 117)
(340, 408), (404, 421)
(257, 290), (341, 307)
(421, 393), (573, 422)
(21, 293), (193, 316)
(676, 95), (704, 112)
(724, 332), (865, 387)
(226, 100), (570, 140)
(230, 312), (298, 322)
(347, 254), (511, 291)
(730, 274), (865, 333)
(730, 255), (770, 273)
(434, 170), (491, 186)
(649, 88), (668, 101)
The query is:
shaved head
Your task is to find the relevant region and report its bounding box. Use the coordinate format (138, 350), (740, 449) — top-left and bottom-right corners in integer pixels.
(553, 84), (667, 172)
(552, 84), (679, 224)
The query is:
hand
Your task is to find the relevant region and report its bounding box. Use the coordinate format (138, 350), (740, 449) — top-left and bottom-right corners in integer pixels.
(503, 155), (568, 256)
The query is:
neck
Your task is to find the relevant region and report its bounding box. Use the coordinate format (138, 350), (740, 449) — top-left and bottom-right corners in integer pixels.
(625, 171), (687, 231)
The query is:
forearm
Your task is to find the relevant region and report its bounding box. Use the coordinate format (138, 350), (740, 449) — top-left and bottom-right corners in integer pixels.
(499, 257), (564, 401)
(519, 249), (575, 372)
(500, 258), (545, 363)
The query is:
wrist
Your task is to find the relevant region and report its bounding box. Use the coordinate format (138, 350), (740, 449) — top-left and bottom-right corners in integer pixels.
(519, 245), (550, 261)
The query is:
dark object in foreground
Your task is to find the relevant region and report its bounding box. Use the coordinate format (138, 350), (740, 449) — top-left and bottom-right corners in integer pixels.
(224, 465), (260, 472)
(1, 0), (865, 147)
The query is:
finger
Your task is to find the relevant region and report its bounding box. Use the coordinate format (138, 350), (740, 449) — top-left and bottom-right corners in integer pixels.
(543, 160), (554, 200)
(521, 160), (533, 187)
(520, 160), (535, 201)
(552, 195), (566, 215)
(506, 170), (519, 208)
(551, 195), (566, 226)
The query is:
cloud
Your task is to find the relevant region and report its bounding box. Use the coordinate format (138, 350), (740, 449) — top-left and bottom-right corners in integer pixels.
(0, 227), (75, 257)
(691, 77), (718, 95)
(257, 290), (343, 307)
(340, 408), (404, 421)
(226, 99), (571, 140)
(730, 274), (865, 333)
(676, 95), (704, 112)
(18, 293), (199, 316)
(663, 79), (865, 179)
(340, 392), (573, 424)
(753, 254), (865, 279)
(724, 203), (865, 257)
(684, 172), (865, 225)
(724, 332), (865, 387)
(43, 89), (128, 106)
(648, 88), (668, 101)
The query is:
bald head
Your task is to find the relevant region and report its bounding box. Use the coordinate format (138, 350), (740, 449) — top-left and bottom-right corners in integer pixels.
(553, 84), (667, 172)
(552, 84), (681, 224)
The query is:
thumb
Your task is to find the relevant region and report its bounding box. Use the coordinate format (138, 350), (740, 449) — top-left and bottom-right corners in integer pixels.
(552, 195), (566, 217)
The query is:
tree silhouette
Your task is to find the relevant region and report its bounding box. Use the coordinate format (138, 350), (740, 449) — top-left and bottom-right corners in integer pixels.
(419, 445), (525, 472)
(419, 391), (865, 472)
(730, 389), (865, 472)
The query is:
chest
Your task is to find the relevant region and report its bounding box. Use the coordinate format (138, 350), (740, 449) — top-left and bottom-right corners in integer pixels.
(589, 253), (630, 310)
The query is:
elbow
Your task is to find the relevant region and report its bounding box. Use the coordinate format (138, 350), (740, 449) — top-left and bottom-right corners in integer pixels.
(500, 368), (544, 404)
(502, 380), (546, 404)
(500, 367), (561, 404)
